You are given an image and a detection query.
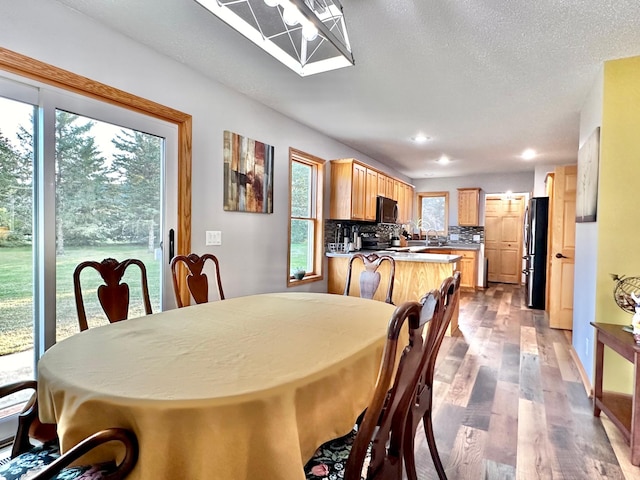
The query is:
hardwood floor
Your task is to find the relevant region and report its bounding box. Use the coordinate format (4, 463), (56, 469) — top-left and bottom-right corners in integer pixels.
(412, 283), (638, 480)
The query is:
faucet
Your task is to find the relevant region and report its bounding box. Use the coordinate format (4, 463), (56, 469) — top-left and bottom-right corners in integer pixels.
(425, 229), (439, 246)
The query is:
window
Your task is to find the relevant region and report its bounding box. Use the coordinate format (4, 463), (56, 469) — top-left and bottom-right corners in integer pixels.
(288, 148), (324, 285)
(417, 191), (449, 235)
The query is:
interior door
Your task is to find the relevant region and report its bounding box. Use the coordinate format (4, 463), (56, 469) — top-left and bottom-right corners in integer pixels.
(547, 165), (577, 330)
(485, 195), (526, 283)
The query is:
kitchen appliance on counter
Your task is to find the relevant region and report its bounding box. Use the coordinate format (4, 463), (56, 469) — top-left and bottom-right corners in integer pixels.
(523, 197), (549, 309)
(376, 196), (398, 224)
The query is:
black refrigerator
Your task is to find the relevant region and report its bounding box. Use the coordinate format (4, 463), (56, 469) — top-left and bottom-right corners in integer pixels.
(524, 197), (549, 309)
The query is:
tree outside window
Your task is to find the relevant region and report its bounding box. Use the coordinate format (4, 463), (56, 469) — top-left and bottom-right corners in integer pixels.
(417, 191), (449, 235)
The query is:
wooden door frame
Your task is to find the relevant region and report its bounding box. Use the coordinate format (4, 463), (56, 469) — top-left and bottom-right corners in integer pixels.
(0, 47), (193, 306)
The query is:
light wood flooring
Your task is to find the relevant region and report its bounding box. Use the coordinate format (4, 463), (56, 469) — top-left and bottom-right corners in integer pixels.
(412, 283), (640, 480)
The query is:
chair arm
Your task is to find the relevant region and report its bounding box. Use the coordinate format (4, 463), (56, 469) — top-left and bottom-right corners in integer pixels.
(0, 380), (39, 457)
(30, 428), (139, 480)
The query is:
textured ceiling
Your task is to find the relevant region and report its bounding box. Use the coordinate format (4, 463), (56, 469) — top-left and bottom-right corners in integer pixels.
(54, 0), (640, 179)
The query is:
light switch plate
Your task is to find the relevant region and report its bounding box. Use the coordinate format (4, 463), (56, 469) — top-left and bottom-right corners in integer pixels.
(450, 234), (460, 241)
(206, 230), (222, 246)
(473, 234), (481, 242)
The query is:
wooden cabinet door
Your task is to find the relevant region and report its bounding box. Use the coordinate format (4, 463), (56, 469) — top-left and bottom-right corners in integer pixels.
(377, 174), (387, 197)
(385, 176), (394, 199)
(458, 188), (480, 226)
(365, 168), (378, 221)
(452, 250), (477, 289)
(351, 162), (366, 220)
(396, 181), (405, 223)
(403, 184), (414, 224)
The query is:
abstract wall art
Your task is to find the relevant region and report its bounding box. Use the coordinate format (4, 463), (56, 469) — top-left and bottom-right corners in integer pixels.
(223, 130), (274, 213)
(576, 127), (600, 223)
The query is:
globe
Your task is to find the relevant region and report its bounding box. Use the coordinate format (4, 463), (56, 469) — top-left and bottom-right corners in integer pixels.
(611, 274), (640, 314)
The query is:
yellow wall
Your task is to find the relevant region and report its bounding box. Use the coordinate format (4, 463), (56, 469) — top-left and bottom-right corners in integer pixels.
(596, 55), (640, 391)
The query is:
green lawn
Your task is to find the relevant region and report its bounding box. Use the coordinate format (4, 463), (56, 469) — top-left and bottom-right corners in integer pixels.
(0, 245), (160, 356)
(290, 243), (309, 273)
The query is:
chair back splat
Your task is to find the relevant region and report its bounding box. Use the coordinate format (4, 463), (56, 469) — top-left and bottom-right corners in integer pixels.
(73, 257), (153, 331)
(344, 253), (396, 304)
(171, 253), (225, 308)
(305, 289), (445, 480)
(404, 271), (461, 480)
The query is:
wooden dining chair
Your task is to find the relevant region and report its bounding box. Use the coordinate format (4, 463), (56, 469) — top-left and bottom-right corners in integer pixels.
(170, 253), (225, 308)
(304, 290), (444, 480)
(343, 253), (396, 304)
(0, 380), (139, 480)
(73, 257), (153, 331)
(403, 271), (461, 480)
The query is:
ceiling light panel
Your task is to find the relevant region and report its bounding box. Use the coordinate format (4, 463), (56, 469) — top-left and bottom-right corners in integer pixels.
(195, 0), (354, 76)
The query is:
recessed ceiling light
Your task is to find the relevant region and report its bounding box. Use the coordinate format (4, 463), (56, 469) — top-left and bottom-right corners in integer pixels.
(437, 155), (450, 165)
(521, 149), (536, 160)
(412, 134), (431, 143)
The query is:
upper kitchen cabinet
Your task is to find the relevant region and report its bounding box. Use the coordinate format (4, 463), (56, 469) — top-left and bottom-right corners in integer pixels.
(365, 168), (378, 221)
(401, 182), (414, 224)
(330, 159), (370, 221)
(330, 159), (413, 223)
(394, 180), (414, 224)
(457, 188), (481, 226)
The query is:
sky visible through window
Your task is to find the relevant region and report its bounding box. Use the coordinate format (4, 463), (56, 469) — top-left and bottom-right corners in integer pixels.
(0, 96), (125, 161)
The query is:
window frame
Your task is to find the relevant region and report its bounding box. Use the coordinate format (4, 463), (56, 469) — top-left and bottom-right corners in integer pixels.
(287, 148), (324, 286)
(416, 191), (449, 235)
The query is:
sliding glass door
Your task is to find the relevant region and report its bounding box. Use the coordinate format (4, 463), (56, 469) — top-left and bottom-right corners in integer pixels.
(0, 74), (178, 433)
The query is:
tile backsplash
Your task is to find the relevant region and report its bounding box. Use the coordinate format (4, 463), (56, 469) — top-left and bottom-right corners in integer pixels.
(324, 220), (484, 249)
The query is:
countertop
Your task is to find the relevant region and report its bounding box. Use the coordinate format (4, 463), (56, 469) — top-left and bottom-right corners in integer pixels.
(405, 242), (481, 251)
(325, 249), (461, 264)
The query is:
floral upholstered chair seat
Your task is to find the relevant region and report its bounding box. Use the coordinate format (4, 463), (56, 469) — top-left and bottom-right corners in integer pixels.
(0, 440), (117, 480)
(305, 429), (371, 480)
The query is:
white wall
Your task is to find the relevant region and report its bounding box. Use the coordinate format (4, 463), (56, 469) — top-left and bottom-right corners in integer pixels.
(573, 67), (604, 382)
(0, 0), (410, 298)
(411, 172), (534, 226)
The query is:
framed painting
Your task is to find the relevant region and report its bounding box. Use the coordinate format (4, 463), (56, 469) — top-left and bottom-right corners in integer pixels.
(576, 127), (600, 223)
(223, 131), (274, 213)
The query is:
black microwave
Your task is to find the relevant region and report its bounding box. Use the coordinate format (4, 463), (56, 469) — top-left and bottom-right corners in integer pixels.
(376, 196), (398, 224)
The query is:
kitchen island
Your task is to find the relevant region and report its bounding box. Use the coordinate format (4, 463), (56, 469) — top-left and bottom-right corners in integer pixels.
(326, 250), (461, 335)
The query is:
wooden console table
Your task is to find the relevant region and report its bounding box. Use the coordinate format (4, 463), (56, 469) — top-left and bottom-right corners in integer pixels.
(591, 322), (640, 465)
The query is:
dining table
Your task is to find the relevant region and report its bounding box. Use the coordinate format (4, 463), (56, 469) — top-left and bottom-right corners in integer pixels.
(37, 291), (399, 480)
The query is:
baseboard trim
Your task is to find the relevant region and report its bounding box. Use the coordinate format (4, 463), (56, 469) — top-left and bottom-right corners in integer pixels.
(568, 344), (592, 398)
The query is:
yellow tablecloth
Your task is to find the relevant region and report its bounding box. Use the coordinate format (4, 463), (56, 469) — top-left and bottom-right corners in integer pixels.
(37, 292), (397, 480)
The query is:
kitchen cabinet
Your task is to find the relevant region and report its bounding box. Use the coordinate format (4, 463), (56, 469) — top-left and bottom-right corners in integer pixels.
(365, 168), (378, 221)
(423, 248), (477, 290)
(328, 255), (459, 335)
(401, 183), (414, 224)
(453, 249), (477, 290)
(395, 180), (404, 221)
(377, 173), (387, 197)
(458, 188), (481, 226)
(330, 159), (366, 220)
(330, 159), (413, 222)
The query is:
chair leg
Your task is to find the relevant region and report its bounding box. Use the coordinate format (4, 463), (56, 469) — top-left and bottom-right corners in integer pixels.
(403, 426), (418, 480)
(423, 413), (447, 480)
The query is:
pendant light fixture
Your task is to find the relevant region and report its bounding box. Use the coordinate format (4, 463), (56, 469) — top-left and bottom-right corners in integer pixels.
(194, 0), (354, 76)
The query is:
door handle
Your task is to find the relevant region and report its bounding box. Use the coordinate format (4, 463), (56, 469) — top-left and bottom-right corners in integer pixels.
(555, 252), (568, 259)
(169, 229), (175, 263)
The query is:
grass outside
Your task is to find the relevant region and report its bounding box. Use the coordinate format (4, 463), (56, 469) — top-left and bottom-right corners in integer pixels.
(1, 242), (312, 356)
(290, 243), (309, 273)
(0, 245), (160, 356)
